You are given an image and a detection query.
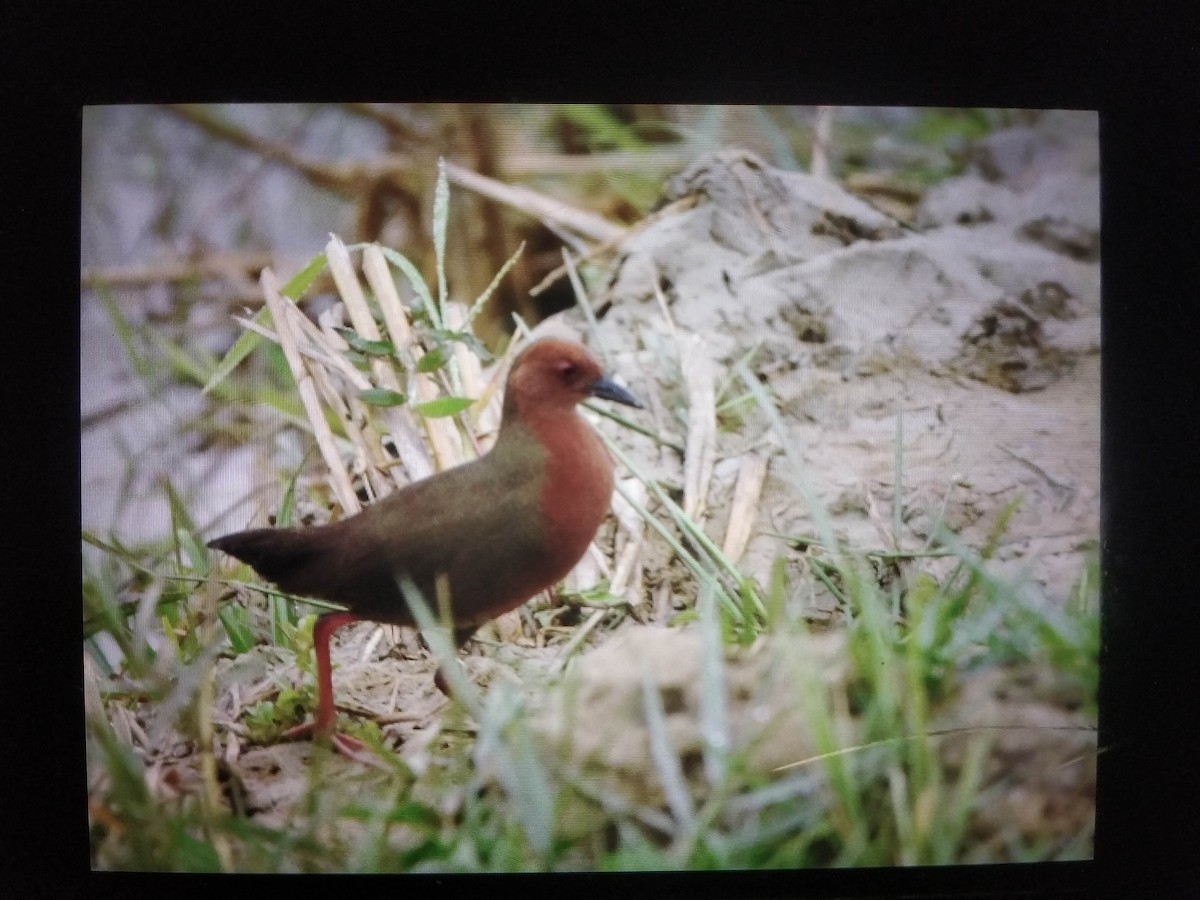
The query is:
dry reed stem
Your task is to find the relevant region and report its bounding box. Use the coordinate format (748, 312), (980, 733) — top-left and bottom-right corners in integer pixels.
(529, 194), (699, 299)
(361, 242), (464, 473)
(679, 333), (717, 522)
(570, 539), (603, 595)
(721, 453), (770, 563)
(445, 301), (501, 451)
(260, 268), (360, 515)
(81, 251), (271, 295)
(610, 478), (648, 607)
(503, 148), (690, 175)
(291, 306), (394, 497)
(864, 484), (896, 552)
(311, 316), (394, 501)
(328, 235), (436, 485)
(263, 304), (374, 392)
(653, 279), (678, 334)
(561, 248), (610, 363)
(549, 478), (649, 674)
(442, 160), (623, 243)
(361, 245), (442, 478)
(812, 105), (836, 181)
(470, 332), (526, 436)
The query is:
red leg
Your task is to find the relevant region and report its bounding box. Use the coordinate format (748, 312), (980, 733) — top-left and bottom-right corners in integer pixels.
(312, 611), (360, 735)
(282, 611), (375, 760)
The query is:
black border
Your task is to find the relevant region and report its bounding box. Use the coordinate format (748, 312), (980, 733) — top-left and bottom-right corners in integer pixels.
(9, 1), (1200, 896)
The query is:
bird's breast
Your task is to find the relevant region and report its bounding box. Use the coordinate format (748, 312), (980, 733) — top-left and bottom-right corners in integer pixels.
(532, 414), (616, 568)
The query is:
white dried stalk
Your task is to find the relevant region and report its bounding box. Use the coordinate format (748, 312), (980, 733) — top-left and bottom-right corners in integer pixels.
(529, 194), (698, 299)
(679, 332), (716, 522)
(313, 313), (394, 500)
(328, 236), (436, 482)
(269, 285), (394, 499)
(83, 652), (104, 722)
(653, 279), (678, 334)
(326, 235), (386, 359)
(721, 453), (770, 563)
(443, 160), (623, 243)
(812, 105), (836, 181)
(260, 268), (360, 515)
(362, 243), (446, 476)
(233, 314), (363, 382)
(561, 248), (611, 363)
(493, 608), (525, 644)
(610, 478), (647, 598)
(361, 626), (385, 662)
(469, 333), (525, 439)
(864, 483), (896, 552)
(445, 300), (484, 398)
(569, 540), (603, 592)
(277, 304), (373, 392)
(443, 300), (493, 457)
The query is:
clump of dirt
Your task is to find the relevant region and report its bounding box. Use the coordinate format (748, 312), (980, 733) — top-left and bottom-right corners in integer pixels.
(531, 626), (853, 809)
(594, 113), (1099, 609)
(544, 111), (1101, 855)
(526, 626), (1095, 862)
(936, 664), (1097, 861)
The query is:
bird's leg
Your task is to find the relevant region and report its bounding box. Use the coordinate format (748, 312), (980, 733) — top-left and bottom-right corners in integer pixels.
(433, 625), (480, 696)
(282, 611), (375, 760)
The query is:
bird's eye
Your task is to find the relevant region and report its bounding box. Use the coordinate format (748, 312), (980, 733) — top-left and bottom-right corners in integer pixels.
(556, 360), (578, 380)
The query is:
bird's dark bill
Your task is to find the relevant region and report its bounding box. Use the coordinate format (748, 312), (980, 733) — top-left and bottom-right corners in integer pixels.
(587, 376), (643, 409)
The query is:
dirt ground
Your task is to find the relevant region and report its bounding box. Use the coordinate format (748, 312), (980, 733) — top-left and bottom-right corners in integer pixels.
(537, 111), (1098, 853)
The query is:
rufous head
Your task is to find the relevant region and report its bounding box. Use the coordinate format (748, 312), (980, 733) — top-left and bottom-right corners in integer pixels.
(503, 339), (642, 416)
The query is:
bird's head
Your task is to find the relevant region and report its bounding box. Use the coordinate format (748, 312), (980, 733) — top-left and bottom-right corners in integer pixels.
(503, 339), (642, 416)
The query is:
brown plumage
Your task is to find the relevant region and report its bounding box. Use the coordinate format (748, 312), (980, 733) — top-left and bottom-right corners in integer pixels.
(208, 338), (641, 753)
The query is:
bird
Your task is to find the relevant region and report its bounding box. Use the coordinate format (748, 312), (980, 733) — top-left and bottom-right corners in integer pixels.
(208, 338), (642, 758)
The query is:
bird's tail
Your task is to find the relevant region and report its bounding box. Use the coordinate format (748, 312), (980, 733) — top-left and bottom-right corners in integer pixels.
(207, 527), (324, 592)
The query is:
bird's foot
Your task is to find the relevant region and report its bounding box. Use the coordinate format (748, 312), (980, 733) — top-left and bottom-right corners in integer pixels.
(281, 721), (383, 767)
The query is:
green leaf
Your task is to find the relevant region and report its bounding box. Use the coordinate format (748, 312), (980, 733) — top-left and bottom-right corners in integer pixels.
(203, 325), (262, 394)
(672, 609), (699, 627)
(400, 837), (452, 869)
(377, 246), (436, 324)
(413, 396), (473, 418)
(416, 346), (448, 373)
(277, 476), (298, 530)
(203, 252), (327, 394)
(280, 252), (329, 300)
(360, 388), (408, 407)
(164, 481), (206, 576)
(466, 240), (525, 327)
(430, 328), (493, 362)
(97, 286), (153, 382)
(557, 104), (649, 152)
(218, 603), (255, 654)
(147, 326), (216, 388)
(336, 327), (396, 356)
(171, 827), (223, 872)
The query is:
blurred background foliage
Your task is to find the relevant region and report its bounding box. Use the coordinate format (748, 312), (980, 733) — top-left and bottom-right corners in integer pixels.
(82, 104), (1025, 349)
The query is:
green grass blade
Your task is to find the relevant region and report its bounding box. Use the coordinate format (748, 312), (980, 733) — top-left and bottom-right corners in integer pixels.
(697, 581), (730, 788)
(377, 245), (438, 328)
